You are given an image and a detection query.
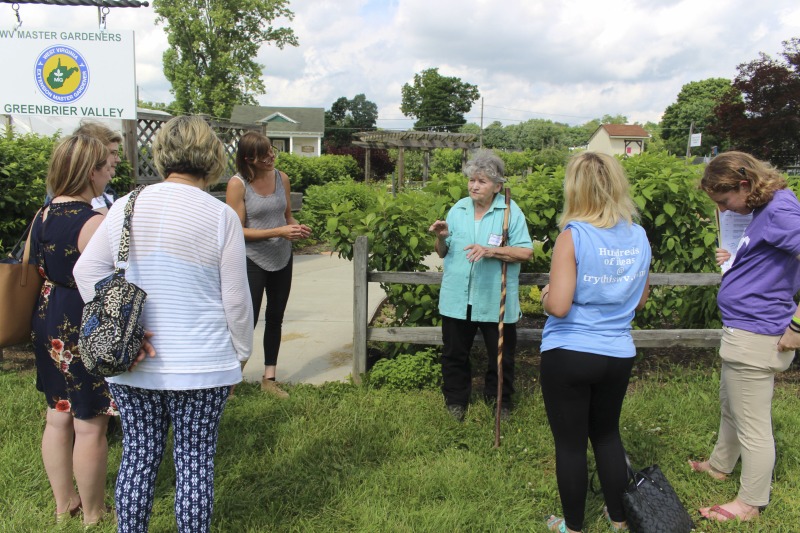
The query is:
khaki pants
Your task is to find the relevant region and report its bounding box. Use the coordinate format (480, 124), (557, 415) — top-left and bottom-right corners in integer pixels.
(709, 326), (795, 506)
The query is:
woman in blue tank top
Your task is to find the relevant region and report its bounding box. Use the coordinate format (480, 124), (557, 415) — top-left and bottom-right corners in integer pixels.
(541, 152), (651, 533)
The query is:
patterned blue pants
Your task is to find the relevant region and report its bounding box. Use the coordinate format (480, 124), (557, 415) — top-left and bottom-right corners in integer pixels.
(108, 384), (230, 533)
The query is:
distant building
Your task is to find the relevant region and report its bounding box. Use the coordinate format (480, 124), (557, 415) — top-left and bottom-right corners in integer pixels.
(586, 124), (650, 156)
(230, 105), (324, 157)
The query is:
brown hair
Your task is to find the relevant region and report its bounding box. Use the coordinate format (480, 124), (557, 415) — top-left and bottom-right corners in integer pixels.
(700, 151), (787, 209)
(46, 135), (108, 198)
(73, 120), (123, 145)
(235, 131), (274, 182)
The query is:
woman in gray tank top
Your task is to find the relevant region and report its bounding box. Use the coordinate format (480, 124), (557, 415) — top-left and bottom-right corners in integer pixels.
(227, 131), (311, 398)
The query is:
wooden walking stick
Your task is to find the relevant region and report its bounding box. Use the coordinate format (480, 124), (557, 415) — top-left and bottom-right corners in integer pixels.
(494, 188), (512, 448)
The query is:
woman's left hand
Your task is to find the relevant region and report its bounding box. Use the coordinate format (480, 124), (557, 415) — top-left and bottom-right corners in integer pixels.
(129, 330), (156, 370)
(777, 328), (800, 352)
(464, 244), (494, 262)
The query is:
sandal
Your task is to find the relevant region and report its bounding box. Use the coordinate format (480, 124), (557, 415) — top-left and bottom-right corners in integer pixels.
(83, 506), (116, 530)
(546, 515), (570, 533)
(603, 506), (628, 531)
(55, 499), (82, 524)
(700, 502), (760, 522)
(688, 459), (728, 480)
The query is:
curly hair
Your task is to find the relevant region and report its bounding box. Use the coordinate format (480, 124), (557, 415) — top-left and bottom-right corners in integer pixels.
(153, 116), (226, 187)
(464, 149), (505, 183)
(700, 151), (787, 209)
(559, 151), (638, 229)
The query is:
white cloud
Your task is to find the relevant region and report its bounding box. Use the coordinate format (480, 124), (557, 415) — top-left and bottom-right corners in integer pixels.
(7, 0), (800, 129)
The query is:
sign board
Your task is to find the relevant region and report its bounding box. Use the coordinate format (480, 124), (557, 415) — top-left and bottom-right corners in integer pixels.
(690, 133), (702, 147)
(0, 28), (137, 119)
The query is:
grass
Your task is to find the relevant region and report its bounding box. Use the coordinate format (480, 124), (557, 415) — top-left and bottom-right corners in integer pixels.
(2, 356), (800, 532)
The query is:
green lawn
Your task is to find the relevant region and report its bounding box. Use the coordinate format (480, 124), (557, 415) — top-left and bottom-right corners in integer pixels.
(2, 357), (799, 532)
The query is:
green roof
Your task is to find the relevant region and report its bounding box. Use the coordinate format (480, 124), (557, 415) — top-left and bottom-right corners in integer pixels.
(230, 105), (325, 135)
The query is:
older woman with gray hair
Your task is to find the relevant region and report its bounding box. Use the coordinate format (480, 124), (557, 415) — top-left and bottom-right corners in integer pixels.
(428, 150), (533, 421)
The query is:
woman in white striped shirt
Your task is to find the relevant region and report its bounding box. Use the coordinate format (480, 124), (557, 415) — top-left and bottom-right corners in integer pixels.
(75, 116), (253, 533)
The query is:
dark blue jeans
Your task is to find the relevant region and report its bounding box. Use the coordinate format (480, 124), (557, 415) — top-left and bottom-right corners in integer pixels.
(246, 256), (292, 366)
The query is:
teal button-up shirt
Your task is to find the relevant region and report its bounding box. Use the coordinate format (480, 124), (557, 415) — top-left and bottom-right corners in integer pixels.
(439, 193), (533, 323)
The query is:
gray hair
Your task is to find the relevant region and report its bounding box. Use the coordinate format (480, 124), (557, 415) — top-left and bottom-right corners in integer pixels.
(464, 149), (505, 183)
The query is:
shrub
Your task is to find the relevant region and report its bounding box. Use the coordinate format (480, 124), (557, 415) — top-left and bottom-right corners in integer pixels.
(0, 131), (56, 253)
(368, 347), (442, 391)
(275, 152), (360, 194)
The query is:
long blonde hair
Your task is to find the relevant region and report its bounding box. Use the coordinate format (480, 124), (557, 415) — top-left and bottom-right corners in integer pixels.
(559, 152), (637, 229)
(46, 135), (108, 198)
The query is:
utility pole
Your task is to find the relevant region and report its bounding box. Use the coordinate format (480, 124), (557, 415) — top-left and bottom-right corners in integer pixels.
(685, 121), (695, 158)
(479, 97), (484, 149)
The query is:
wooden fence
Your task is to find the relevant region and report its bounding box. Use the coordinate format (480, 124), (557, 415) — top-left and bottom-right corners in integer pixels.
(351, 236), (722, 382)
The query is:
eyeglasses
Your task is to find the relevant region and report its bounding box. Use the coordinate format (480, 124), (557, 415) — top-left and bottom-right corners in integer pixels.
(246, 151), (275, 164)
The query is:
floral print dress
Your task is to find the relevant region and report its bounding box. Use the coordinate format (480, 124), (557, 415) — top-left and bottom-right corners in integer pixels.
(30, 201), (118, 419)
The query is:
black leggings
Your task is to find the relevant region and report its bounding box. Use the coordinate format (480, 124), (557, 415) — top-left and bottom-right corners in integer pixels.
(540, 348), (634, 532)
(246, 256), (292, 367)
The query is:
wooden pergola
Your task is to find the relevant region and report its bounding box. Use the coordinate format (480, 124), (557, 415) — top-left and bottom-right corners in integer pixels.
(352, 131), (480, 187)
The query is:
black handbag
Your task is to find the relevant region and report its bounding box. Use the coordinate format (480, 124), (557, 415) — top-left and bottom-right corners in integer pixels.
(79, 186), (147, 377)
(621, 455), (694, 533)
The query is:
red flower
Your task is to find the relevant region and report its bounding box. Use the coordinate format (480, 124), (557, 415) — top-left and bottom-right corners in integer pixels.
(62, 350), (73, 363)
(54, 399), (71, 412)
(51, 339), (64, 353)
(38, 266), (45, 278)
(42, 285), (51, 297)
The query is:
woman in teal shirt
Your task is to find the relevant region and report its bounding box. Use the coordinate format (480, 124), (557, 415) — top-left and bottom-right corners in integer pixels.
(429, 150), (533, 421)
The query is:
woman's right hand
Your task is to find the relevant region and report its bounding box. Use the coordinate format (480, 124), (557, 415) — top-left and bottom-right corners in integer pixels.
(429, 220), (449, 238)
(129, 330), (156, 370)
(715, 248), (731, 266)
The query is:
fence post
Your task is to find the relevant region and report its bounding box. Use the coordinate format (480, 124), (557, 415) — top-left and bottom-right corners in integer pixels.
(352, 235), (369, 383)
(122, 119), (139, 186)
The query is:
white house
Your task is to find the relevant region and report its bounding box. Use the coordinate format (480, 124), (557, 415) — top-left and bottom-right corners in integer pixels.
(230, 105), (324, 157)
(586, 124), (650, 156)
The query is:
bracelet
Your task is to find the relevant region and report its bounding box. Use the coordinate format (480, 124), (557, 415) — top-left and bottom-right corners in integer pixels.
(540, 291), (549, 304)
(792, 315), (800, 327)
(789, 322), (800, 334)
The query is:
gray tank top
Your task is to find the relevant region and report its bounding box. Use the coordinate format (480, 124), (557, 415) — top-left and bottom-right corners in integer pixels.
(232, 170), (292, 271)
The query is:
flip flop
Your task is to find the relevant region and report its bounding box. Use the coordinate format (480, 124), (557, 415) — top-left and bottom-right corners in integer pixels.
(545, 515), (569, 533)
(702, 504), (737, 522)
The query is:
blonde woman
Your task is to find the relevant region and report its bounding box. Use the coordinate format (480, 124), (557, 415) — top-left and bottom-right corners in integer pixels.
(75, 116), (253, 532)
(541, 152), (651, 533)
(30, 135), (116, 527)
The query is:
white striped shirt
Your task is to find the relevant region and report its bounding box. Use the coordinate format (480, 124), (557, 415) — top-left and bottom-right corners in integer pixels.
(74, 182), (253, 390)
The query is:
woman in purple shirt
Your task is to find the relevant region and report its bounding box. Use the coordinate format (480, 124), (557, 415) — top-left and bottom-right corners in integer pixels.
(692, 151), (800, 523)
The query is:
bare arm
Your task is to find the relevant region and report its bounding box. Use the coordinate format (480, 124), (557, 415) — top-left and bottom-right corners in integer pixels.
(464, 244), (532, 263)
(77, 213), (104, 253)
(428, 220), (449, 258)
(542, 230), (577, 318)
(225, 174), (310, 242)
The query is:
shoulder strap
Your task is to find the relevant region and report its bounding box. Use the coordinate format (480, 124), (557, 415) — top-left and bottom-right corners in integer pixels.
(115, 186), (146, 274)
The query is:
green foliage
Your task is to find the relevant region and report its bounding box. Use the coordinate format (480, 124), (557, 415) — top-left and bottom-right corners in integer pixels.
(0, 131), (55, 253)
(660, 78), (733, 156)
(154, 0), (298, 118)
(298, 179), (381, 234)
(368, 348), (442, 391)
(400, 68), (480, 132)
(275, 152), (360, 194)
(324, 94), (378, 147)
(520, 285), (544, 317)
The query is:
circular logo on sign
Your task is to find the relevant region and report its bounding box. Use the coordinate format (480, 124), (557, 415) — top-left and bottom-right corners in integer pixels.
(34, 45), (90, 104)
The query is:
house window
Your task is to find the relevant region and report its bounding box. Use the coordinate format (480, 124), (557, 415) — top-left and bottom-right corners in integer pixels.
(272, 140), (286, 152)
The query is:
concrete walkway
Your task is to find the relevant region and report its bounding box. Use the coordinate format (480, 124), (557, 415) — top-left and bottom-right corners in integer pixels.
(241, 252), (386, 385)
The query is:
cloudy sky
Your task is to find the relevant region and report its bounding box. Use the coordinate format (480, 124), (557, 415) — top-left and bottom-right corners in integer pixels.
(10, 0), (800, 130)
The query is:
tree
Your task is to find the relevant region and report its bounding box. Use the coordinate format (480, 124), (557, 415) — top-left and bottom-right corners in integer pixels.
(660, 78), (732, 156)
(154, 0), (298, 119)
(400, 68), (480, 132)
(324, 94), (379, 148)
(710, 38), (800, 168)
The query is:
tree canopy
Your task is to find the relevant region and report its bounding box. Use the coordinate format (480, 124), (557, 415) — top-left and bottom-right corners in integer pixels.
(660, 78), (732, 156)
(154, 0), (298, 119)
(400, 68), (480, 132)
(324, 94), (379, 147)
(710, 38), (800, 168)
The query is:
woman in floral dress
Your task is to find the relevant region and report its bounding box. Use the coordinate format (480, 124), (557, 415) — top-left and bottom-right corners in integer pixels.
(30, 134), (117, 527)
